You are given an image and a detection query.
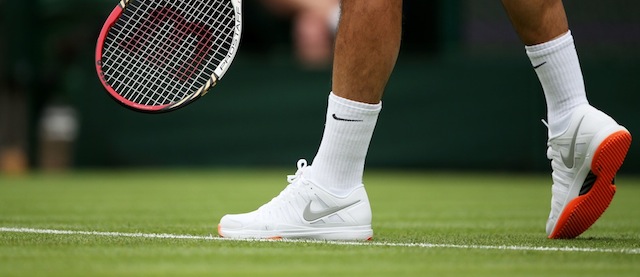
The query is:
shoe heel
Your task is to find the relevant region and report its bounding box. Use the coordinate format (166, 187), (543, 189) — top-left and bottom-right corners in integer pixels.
(549, 130), (632, 239)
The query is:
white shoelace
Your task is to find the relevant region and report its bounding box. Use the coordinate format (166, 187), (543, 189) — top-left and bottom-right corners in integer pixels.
(287, 159), (308, 183)
(257, 159), (309, 214)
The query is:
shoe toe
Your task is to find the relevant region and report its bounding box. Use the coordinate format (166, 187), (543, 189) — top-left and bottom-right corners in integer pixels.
(219, 214), (248, 229)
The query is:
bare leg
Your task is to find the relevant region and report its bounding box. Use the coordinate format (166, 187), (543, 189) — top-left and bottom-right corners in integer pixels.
(501, 0), (568, 45)
(332, 0), (402, 104)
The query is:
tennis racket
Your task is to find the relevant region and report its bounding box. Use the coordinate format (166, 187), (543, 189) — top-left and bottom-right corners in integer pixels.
(95, 0), (242, 113)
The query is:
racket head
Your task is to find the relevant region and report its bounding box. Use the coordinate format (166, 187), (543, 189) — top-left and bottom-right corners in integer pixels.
(95, 0), (242, 113)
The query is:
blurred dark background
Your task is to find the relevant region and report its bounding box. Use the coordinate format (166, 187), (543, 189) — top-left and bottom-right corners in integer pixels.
(1, 0), (638, 174)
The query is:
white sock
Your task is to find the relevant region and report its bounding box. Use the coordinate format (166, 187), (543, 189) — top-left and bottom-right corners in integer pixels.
(526, 30), (589, 137)
(305, 92), (381, 196)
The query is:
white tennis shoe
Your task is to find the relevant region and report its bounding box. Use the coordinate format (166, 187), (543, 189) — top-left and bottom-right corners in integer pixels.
(218, 159), (373, 241)
(545, 105), (631, 239)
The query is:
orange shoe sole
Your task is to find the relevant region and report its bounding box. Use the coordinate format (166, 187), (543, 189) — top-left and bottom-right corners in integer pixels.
(548, 130), (632, 239)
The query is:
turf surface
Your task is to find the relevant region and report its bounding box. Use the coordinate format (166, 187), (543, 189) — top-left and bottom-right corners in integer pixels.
(1, 169), (639, 276)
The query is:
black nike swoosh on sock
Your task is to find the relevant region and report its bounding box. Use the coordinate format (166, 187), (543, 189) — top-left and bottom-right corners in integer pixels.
(332, 114), (363, 122)
(533, 61), (547, 69)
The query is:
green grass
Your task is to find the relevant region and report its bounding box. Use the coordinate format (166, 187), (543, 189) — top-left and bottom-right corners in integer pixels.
(1, 169), (639, 276)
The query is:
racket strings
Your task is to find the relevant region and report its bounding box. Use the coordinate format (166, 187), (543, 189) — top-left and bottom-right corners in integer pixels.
(101, 0), (236, 106)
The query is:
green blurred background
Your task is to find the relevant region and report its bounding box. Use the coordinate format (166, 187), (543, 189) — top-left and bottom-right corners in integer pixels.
(1, 0), (638, 173)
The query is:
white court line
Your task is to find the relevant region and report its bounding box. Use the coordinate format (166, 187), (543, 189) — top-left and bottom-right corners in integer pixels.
(1, 227), (639, 255)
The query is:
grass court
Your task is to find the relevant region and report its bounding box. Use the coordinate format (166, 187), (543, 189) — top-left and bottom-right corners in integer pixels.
(1, 169), (639, 276)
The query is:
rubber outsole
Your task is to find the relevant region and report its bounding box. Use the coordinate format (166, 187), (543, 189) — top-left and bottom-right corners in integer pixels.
(548, 130), (632, 239)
